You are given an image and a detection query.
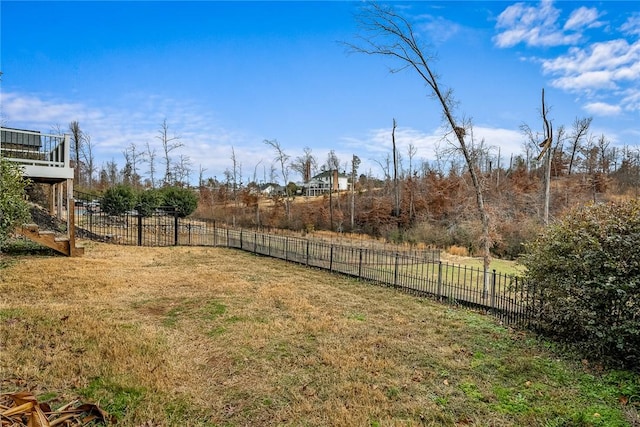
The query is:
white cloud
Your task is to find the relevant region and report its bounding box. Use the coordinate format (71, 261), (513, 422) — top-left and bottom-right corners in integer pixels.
(495, 3), (638, 115)
(540, 39), (640, 111)
(415, 14), (463, 44)
(550, 70), (617, 91)
(621, 13), (640, 36)
(341, 125), (524, 175)
(471, 126), (524, 156)
(542, 40), (640, 76)
(0, 92), (105, 128)
(583, 102), (622, 116)
(0, 90), (259, 182)
(494, 0), (585, 48)
(621, 89), (640, 112)
(563, 6), (603, 31)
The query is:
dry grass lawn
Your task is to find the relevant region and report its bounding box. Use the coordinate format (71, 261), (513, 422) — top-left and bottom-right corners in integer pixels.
(0, 242), (637, 426)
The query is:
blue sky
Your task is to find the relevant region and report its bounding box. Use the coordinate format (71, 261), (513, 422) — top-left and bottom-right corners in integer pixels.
(1, 1), (639, 185)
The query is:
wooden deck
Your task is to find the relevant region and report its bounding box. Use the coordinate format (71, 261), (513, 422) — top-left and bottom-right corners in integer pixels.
(1, 127), (82, 256)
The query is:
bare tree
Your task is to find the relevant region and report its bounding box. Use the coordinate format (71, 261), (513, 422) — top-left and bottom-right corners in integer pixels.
(552, 125), (566, 178)
(350, 154), (361, 230)
(80, 134), (96, 189)
(230, 146), (241, 207)
(101, 159), (119, 187)
(121, 150), (133, 186)
(264, 139), (292, 219)
(144, 141), (158, 188)
(372, 154), (391, 181)
(597, 134), (611, 174)
(252, 160), (263, 185)
(198, 165), (207, 188)
(156, 119), (183, 186)
(69, 121), (84, 183)
(348, 2), (492, 278)
(123, 143), (145, 188)
(407, 142), (417, 177)
(326, 149), (340, 172)
(173, 154), (193, 186)
(291, 147), (317, 184)
(391, 119), (401, 220)
(326, 149), (343, 216)
(567, 117), (592, 175)
(407, 142), (418, 220)
(536, 88), (554, 225)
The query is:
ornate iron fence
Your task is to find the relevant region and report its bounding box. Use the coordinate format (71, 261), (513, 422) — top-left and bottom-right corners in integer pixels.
(74, 191), (533, 328)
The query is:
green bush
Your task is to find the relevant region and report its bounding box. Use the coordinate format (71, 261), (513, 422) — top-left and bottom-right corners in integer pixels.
(101, 185), (136, 216)
(0, 159), (30, 250)
(136, 189), (162, 217)
(520, 200), (640, 368)
(160, 186), (198, 218)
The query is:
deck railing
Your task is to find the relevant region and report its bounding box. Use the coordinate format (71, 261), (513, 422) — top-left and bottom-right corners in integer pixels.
(0, 127), (70, 171)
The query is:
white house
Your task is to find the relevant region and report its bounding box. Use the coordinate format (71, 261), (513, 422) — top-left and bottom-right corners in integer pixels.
(304, 170), (349, 197)
(258, 182), (284, 196)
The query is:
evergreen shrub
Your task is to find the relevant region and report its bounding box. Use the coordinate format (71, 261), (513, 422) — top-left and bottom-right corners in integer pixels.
(520, 200), (640, 367)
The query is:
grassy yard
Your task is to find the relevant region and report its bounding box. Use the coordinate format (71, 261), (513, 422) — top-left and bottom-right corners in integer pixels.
(1, 242), (638, 426)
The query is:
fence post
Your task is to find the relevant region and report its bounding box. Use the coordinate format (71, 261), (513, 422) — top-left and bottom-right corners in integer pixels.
(240, 229), (243, 250)
(137, 211), (143, 246)
(358, 248), (363, 279)
(394, 253), (399, 288)
(437, 261), (443, 300)
(285, 237), (288, 261)
(226, 228), (230, 247)
(173, 210), (179, 246)
(254, 232), (257, 254)
(329, 245), (334, 272)
(481, 267), (489, 299)
(306, 240), (310, 266)
(491, 269), (497, 311)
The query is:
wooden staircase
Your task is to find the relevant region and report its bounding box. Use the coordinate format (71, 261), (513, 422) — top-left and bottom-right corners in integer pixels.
(16, 224), (84, 257)
(15, 200), (84, 257)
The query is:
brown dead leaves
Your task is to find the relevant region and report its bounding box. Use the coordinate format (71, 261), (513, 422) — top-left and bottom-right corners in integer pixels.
(0, 391), (115, 426)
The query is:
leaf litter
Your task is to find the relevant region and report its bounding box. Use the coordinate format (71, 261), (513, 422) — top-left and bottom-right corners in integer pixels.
(0, 390), (116, 426)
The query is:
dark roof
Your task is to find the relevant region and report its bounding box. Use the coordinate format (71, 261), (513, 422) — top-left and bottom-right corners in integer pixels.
(311, 170), (348, 180)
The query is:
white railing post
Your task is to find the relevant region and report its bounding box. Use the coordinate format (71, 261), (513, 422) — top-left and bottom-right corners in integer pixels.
(63, 134), (70, 168)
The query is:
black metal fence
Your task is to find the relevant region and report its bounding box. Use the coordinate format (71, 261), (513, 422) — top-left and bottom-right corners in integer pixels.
(73, 192), (533, 328)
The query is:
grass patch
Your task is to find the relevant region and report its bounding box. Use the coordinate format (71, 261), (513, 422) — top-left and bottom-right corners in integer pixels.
(80, 377), (146, 420)
(441, 252), (525, 276)
(1, 243), (638, 426)
(3, 237), (59, 256)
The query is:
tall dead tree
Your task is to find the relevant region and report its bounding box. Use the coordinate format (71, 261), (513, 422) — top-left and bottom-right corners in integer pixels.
(351, 154), (361, 230)
(80, 134), (96, 189)
(264, 139), (291, 220)
(156, 119), (183, 186)
(144, 141), (157, 188)
(69, 121), (84, 183)
(348, 2), (492, 281)
(123, 142), (145, 188)
(392, 119), (400, 220)
(291, 147), (317, 184)
(536, 88), (553, 225)
(568, 117), (592, 175)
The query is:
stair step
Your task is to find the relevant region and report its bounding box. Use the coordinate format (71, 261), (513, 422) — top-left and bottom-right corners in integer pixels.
(23, 224), (39, 232)
(54, 237), (70, 243)
(38, 230), (55, 236)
